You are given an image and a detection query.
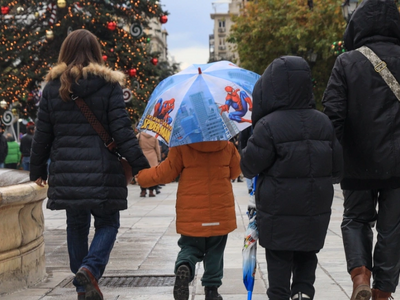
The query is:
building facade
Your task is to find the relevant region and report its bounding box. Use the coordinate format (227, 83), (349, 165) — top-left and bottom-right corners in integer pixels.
(209, 0), (251, 64)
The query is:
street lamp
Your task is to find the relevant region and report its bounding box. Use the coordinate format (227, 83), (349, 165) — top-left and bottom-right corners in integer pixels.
(341, 0), (359, 22)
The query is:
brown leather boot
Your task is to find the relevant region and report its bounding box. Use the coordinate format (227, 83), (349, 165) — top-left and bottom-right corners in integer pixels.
(149, 189), (155, 197)
(372, 289), (393, 300)
(350, 266), (371, 300)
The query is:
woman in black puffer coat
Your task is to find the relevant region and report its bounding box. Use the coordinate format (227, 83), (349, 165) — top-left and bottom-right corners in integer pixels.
(30, 29), (149, 300)
(240, 56), (343, 300)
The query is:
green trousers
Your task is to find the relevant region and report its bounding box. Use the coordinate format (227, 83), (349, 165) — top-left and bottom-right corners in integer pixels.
(175, 234), (228, 287)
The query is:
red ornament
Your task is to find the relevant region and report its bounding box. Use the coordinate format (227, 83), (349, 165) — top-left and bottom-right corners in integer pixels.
(102, 55), (107, 61)
(128, 68), (137, 77)
(1, 6), (10, 15)
(107, 21), (117, 31)
(159, 15), (168, 24)
(151, 58), (158, 66)
(110, 48), (114, 52)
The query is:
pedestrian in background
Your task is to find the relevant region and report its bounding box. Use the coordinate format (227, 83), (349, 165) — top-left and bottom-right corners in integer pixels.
(239, 126), (253, 194)
(30, 29), (149, 300)
(0, 125), (7, 168)
(20, 122), (35, 171)
(4, 133), (20, 169)
(137, 140), (241, 300)
(136, 131), (161, 197)
(322, 1), (400, 299)
(241, 56), (343, 300)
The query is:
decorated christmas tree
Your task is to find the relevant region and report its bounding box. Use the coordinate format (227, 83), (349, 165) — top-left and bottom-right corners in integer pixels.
(0, 0), (174, 124)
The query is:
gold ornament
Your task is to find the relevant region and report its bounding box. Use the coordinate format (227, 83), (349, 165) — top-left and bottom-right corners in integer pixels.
(34, 11), (39, 18)
(46, 30), (54, 40)
(11, 108), (18, 116)
(16, 6), (24, 14)
(57, 0), (67, 8)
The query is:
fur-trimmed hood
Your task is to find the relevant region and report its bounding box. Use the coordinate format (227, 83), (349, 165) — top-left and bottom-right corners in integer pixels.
(46, 62), (126, 85)
(45, 62), (126, 99)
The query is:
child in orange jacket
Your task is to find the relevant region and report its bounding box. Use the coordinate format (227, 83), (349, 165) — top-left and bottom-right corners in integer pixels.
(137, 140), (241, 300)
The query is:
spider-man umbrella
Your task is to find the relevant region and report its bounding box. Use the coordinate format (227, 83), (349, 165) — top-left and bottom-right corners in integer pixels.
(243, 177), (258, 300)
(137, 60), (260, 147)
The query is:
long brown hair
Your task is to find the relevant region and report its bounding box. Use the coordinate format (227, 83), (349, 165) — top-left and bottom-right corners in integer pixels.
(57, 29), (103, 101)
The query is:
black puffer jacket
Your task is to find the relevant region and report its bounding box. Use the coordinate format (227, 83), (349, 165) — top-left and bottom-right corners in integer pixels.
(241, 56), (343, 251)
(322, 0), (400, 190)
(30, 63), (150, 211)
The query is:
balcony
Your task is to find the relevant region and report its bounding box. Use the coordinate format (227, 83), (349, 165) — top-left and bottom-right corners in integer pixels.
(218, 27), (226, 33)
(218, 45), (227, 51)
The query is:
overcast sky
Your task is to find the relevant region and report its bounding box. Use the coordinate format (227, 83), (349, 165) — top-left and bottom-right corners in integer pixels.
(159, 0), (229, 70)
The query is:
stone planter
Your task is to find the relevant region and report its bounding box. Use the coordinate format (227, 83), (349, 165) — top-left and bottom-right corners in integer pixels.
(0, 169), (48, 295)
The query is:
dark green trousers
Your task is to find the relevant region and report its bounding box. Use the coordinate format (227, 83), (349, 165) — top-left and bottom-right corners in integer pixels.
(175, 234), (228, 287)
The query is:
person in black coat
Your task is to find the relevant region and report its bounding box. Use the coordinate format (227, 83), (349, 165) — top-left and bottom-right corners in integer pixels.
(241, 56), (343, 300)
(30, 29), (149, 300)
(322, 1), (400, 299)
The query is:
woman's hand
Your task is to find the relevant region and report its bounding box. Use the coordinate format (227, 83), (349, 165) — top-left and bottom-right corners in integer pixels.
(35, 177), (47, 187)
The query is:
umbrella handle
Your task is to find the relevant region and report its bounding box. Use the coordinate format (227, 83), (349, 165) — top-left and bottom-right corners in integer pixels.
(247, 291), (253, 300)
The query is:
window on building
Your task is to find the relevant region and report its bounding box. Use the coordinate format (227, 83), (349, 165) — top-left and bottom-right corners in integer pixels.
(219, 20), (225, 28)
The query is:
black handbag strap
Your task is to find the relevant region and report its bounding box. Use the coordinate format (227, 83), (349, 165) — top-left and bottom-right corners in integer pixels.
(72, 95), (119, 155)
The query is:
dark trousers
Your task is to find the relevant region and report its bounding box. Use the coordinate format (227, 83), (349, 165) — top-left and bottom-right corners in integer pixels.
(5, 163), (17, 169)
(66, 208), (120, 293)
(342, 189), (400, 292)
(175, 234), (227, 287)
(265, 249), (317, 300)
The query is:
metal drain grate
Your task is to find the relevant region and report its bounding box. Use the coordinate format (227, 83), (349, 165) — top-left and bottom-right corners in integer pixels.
(62, 275), (175, 288)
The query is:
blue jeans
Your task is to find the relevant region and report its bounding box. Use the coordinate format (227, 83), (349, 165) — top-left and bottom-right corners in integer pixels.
(66, 208), (120, 293)
(22, 156), (30, 171)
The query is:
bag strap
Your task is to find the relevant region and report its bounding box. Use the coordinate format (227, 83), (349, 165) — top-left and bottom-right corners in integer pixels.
(356, 46), (400, 101)
(72, 95), (119, 154)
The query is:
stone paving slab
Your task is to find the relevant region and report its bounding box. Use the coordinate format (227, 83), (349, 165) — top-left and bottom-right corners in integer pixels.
(3, 182), (400, 299)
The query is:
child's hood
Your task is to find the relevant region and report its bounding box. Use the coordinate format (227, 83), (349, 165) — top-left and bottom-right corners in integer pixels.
(187, 141), (228, 153)
(251, 56), (315, 126)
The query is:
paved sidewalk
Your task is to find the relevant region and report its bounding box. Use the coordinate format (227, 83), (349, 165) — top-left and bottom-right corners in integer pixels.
(4, 183), (398, 299)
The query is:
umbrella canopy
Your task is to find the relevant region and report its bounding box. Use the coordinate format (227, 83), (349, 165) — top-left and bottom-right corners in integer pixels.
(137, 60), (260, 147)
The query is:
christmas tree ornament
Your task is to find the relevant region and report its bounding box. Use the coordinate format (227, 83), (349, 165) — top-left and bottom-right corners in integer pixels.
(46, 30), (54, 40)
(128, 68), (137, 77)
(1, 6), (10, 15)
(0, 100), (7, 109)
(34, 11), (40, 18)
(102, 55), (107, 61)
(110, 48), (114, 52)
(151, 58), (158, 66)
(107, 21), (117, 31)
(123, 88), (132, 103)
(2, 111), (14, 126)
(145, 37), (151, 43)
(57, 0), (67, 8)
(47, 3), (57, 25)
(130, 22), (143, 38)
(160, 15), (168, 24)
(17, 6), (25, 14)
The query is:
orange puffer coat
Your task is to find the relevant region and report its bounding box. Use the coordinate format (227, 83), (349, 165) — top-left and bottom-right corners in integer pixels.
(137, 141), (241, 237)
